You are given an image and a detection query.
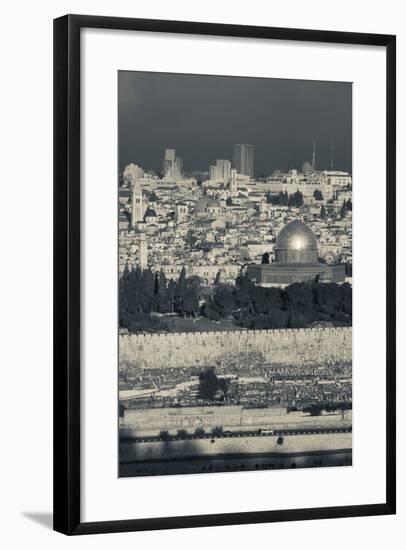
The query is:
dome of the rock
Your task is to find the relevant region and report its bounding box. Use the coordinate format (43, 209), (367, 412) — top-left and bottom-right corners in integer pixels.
(275, 220), (318, 264)
(247, 220), (345, 286)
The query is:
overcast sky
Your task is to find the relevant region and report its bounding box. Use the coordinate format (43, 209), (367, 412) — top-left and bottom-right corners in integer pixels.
(118, 71), (352, 176)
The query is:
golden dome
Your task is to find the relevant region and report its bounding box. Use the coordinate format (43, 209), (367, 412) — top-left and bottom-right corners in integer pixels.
(277, 220), (317, 251)
(275, 220), (318, 264)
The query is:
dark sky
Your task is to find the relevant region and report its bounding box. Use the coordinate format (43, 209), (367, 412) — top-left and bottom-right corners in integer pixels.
(118, 71), (352, 176)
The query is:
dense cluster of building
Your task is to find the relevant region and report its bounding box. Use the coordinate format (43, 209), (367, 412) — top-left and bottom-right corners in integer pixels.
(119, 357), (352, 411)
(118, 144), (353, 475)
(119, 145), (352, 287)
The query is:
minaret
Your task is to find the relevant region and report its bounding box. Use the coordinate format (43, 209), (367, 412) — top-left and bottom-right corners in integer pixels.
(131, 179), (143, 226)
(139, 233), (148, 269)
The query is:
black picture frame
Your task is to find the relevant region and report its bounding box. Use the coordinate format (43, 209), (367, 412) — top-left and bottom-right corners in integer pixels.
(53, 14), (396, 535)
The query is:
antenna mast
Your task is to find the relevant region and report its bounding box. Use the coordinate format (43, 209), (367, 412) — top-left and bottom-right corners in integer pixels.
(312, 140), (316, 171)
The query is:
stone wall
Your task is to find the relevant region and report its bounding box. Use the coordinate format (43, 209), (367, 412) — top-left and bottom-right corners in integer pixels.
(119, 327), (352, 369)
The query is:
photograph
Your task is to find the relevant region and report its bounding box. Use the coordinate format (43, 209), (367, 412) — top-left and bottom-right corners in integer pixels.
(117, 71), (353, 477)
(1, 0), (399, 542)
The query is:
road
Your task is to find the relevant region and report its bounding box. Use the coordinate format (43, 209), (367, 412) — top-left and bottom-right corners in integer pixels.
(120, 427), (352, 443)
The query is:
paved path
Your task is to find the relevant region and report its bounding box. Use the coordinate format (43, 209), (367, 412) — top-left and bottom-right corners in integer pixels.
(121, 426), (352, 443)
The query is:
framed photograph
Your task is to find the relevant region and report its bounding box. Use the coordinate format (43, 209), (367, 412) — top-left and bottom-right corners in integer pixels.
(53, 14), (396, 535)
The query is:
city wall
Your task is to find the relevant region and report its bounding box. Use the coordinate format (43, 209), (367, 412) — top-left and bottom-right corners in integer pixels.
(119, 327), (352, 369)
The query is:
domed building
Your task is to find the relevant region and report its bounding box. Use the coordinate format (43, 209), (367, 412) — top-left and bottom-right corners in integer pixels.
(194, 196), (222, 218)
(275, 220), (318, 264)
(247, 220), (345, 286)
(144, 207), (158, 224)
(194, 196), (211, 215)
(206, 198), (222, 216)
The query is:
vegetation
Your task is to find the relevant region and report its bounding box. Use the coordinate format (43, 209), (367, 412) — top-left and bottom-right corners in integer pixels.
(119, 265), (201, 330)
(198, 367), (229, 401)
(204, 277), (352, 330)
(119, 267), (352, 332)
(159, 430), (170, 441)
(261, 252), (270, 264)
(302, 402), (352, 416)
(266, 190), (304, 207)
(340, 199), (352, 218)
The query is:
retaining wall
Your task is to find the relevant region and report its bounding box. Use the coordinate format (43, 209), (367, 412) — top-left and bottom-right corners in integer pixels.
(119, 432), (352, 461)
(120, 406), (352, 434)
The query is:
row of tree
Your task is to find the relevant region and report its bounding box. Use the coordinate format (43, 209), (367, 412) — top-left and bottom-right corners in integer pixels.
(203, 277), (352, 329)
(119, 265), (201, 330)
(266, 190), (304, 207)
(120, 267), (352, 332)
(265, 189), (351, 213)
(340, 199), (352, 218)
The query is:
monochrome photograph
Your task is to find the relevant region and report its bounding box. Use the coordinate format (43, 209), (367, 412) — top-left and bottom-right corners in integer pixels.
(117, 71), (353, 478)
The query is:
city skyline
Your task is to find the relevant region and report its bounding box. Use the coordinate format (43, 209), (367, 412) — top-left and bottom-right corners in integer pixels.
(118, 71), (352, 176)
(118, 70), (352, 478)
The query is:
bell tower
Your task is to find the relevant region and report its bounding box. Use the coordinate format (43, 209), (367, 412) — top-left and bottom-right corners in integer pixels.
(131, 180), (143, 226)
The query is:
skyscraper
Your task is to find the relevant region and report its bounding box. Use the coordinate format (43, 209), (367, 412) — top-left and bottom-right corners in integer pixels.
(209, 159), (231, 183)
(163, 148), (176, 176)
(174, 156), (183, 179)
(233, 144), (254, 178)
(209, 164), (221, 182)
(163, 148), (183, 180)
(216, 159), (231, 182)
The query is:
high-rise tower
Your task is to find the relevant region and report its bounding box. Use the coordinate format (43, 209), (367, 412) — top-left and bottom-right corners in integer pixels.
(163, 148), (183, 180)
(163, 148), (176, 175)
(233, 144), (254, 178)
